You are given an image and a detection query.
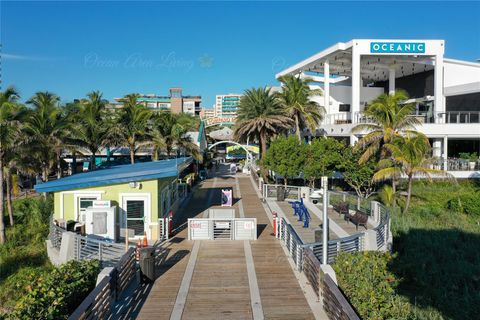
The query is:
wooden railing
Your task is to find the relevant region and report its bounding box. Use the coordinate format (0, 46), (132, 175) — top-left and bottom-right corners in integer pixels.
(323, 274), (360, 320)
(303, 248), (321, 298)
(68, 247), (137, 320)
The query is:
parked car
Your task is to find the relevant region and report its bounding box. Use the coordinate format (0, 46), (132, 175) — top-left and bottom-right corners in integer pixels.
(310, 188), (323, 204)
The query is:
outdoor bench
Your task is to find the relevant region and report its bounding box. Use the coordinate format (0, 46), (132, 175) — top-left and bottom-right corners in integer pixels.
(349, 210), (368, 230)
(333, 201), (349, 217)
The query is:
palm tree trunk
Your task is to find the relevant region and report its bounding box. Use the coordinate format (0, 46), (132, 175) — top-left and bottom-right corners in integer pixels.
(5, 169), (13, 226)
(0, 155), (6, 244)
(56, 149), (62, 179)
(391, 178), (396, 208)
(404, 176), (413, 214)
(295, 114), (302, 143)
(260, 130), (267, 160)
(90, 153), (96, 171)
(130, 146), (135, 164)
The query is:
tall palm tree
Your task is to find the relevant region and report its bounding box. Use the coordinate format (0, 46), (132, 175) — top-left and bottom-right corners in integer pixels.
(113, 94), (152, 164)
(25, 92), (71, 181)
(71, 91), (112, 170)
(276, 75), (324, 142)
(373, 134), (453, 214)
(353, 90), (420, 164)
(0, 86), (20, 243)
(234, 87), (292, 160)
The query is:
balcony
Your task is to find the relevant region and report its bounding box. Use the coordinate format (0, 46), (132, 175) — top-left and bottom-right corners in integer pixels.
(436, 111), (480, 124)
(431, 158), (480, 171)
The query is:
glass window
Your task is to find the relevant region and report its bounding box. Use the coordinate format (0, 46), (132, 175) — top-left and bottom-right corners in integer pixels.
(339, 104), (351, 112)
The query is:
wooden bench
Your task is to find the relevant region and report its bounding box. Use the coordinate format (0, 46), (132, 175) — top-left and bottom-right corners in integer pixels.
(333, 201), (349, 217)
(348, 210), (368, 230)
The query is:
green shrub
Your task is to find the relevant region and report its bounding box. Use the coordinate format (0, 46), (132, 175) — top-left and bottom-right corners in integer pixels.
(8, 260), (100, 320)
(446, 192), (480, 217)
(332, 251), (411, 320)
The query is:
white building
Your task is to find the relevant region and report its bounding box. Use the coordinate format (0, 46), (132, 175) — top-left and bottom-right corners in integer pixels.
(277, 39), (480, 177)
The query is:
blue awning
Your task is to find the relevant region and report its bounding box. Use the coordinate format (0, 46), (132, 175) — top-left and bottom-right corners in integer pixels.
(35, 157), (192, 193)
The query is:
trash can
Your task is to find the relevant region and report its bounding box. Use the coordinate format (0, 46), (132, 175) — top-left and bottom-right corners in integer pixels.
(277, 186), (285, 201)
(139, 247), (156, 282)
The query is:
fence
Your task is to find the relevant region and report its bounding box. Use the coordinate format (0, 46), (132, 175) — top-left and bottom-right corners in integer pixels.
(49, 223), (65, 249)
(322, 274), (360, 320)
(73, 234), (127, 267)
(68, 247), (137, 320)
(308, 233), (365, 265)
(374, 205), (390, 249)
(187, 218), (257, 240)
(277, 218), (304, 270)
(262, 184), (301, 201)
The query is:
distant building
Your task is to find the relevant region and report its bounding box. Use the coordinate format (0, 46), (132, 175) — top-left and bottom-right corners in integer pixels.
(111, 87), (201, 115)
(200, 106), (216, 119)
(215, 94), (242, 119)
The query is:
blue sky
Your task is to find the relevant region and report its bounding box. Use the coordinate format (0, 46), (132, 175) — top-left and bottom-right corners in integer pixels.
(2, 1), (479, 107)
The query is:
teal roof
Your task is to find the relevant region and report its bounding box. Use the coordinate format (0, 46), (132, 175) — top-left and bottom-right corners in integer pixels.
(34, 157), (192, 193)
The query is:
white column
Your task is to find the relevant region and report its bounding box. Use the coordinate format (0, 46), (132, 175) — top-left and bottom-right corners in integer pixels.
(351, 49), (361, 119)
(350, 134), (358, 146)
(443, 136), (448, 171)
(388, 67), (396, 95)
(434, 54), (444, 123)
(432, 139), (442, 158)
(324, 60), (330, 114)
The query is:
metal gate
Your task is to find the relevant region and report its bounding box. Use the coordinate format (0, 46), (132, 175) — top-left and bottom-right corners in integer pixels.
(188, 218), (257, 240)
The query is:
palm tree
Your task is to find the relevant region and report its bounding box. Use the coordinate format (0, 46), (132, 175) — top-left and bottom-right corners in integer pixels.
(234, 87), (292, 160)
(113, 94), (152, 164)
(276, 75), (324, 142)
(373, 134), (453, 214)
(0, 86), (20, 243)
(71, 91), (112, 170)
(25, 92), (71, 181)
(353, 90), (420, 164)
(152, 112), (201, 160)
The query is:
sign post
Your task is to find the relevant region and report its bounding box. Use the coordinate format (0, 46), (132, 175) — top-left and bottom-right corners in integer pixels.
(321, 176), (328, 265)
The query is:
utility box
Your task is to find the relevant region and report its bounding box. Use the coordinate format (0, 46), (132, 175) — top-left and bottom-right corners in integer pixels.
(85, 205), (117, 241)
(139, 247), (156, 282)
(277, 186), (285, 201)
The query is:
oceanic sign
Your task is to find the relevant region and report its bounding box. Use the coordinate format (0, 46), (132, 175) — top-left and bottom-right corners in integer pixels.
(370, 42), (425, 54)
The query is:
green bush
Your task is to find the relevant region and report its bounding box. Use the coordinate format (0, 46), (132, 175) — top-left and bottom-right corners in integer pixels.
(332, 251), (411, 320)
(7, 260), (100, 320)
(446, 192), (480, 216)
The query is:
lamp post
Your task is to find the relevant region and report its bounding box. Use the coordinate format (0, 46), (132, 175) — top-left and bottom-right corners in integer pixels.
(321, 176), (328, 265)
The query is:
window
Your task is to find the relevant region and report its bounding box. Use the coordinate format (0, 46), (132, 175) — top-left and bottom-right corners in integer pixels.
(339, 104), (351, 112)
(77, 196), (100, 222)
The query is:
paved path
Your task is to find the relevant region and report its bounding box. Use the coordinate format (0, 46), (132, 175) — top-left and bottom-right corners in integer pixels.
(135, 166), (316, 320)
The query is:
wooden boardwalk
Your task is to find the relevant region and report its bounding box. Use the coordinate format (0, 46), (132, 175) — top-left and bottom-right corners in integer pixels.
(136, 169), (316, 320)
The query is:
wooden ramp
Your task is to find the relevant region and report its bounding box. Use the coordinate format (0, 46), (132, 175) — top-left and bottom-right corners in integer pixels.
(136, 170), (316, 320)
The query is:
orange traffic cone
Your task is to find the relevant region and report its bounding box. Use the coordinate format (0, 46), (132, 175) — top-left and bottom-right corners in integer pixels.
(143, 231), (148, 247)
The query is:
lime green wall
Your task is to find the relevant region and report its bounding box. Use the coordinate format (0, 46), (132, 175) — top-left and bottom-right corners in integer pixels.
(53, 178), (175, 221)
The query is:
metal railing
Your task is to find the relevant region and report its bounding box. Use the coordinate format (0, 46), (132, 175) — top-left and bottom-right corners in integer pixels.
(328, 191), (372, 216)
(437, 111), (480, 124)
(308, 233), (365, 264)
(69, 247), (136, 320)
(374, 205), (390, 249)
(73, 234), (127, 267)
(432, 158), (480, 171)
(278, 218), (305, 270)
(263, 184), (301, 201)
(49, 223), (66, 249)
(187, 218), (257, 240)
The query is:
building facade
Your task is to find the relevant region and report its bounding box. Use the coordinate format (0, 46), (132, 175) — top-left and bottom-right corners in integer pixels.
(277, 39), (480, 176)
(215, 94), (242, 119)
(112, 87), (201, 115)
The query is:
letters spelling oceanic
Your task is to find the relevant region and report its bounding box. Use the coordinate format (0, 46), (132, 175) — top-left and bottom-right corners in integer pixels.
(370, 42), (425, 54)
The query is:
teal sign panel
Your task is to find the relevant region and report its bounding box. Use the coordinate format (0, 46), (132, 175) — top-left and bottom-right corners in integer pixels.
(370, 42), (425, 54)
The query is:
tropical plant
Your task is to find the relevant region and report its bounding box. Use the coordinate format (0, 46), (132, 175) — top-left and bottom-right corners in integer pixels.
(276, 75), (324, 142)
(379, 184), (398, 207)
(152, 112), (201, 160)
(70, 91), (112, 170)
(24, 92), (72, 181)
(337, 146), (377, 199)
(262, 135), (306, 187)
(373, 133), (453, 213)
(303, 137), (344, 188)
(353, 90), (420, 163)
(112, 94), (152, 164)
(0, 87), (21, 243)
(234, 87), (292, 160)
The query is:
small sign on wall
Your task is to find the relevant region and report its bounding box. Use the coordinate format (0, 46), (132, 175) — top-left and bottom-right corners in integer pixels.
(92, 200), (111, 208)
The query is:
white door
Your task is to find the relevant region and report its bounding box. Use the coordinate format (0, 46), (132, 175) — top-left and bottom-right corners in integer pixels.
(121, 195), (150, 240)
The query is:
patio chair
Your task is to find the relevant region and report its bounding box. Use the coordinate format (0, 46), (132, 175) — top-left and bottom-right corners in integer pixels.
(349, 210), (368, 230)
(333, 201), (349, 217)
